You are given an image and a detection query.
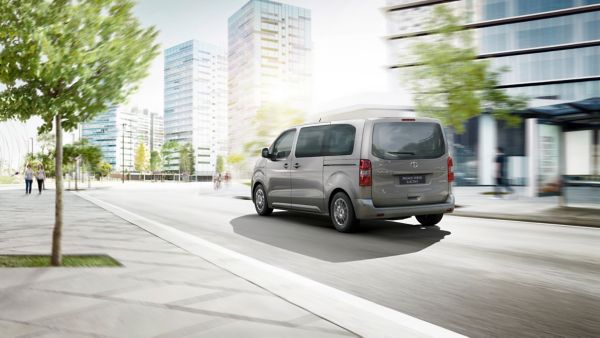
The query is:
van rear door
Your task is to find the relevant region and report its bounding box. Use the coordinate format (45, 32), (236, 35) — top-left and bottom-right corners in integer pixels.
(370, 120), (449, 208)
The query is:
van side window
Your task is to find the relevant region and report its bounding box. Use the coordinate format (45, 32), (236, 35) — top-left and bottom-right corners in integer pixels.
(271, 129), (296, 159)
(295, 126), (327, 158)
(324, 124), (355, 156)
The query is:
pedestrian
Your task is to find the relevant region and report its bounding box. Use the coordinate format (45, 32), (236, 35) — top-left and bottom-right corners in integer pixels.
(36, 164), (46, 194)
(494, 147), (513, 198)
(23, 164), (34, 195)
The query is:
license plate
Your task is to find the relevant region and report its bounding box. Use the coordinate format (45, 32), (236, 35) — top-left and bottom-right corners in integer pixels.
(399, 175), (425, 185)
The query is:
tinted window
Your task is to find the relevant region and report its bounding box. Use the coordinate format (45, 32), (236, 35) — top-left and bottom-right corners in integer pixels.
(324, 124), (355, 156)
(294, 124), (356, 158)
(271, 129), (296, 159)
(295, 126), (327, 158)
(372, 122), (445, 160)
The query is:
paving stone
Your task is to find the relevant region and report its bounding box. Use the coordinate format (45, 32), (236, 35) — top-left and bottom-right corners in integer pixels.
(35, 302), (218, 338)
(0, 319), (44, 337)
(0, 269), (80, 290)
(133, 266), (229, 284)
(0, 289), (102, 322)
(110, 284), (220, 304)
(182, 320), (352, 338)
(185, 293), (309, 322)
(29, 273), (158, 296)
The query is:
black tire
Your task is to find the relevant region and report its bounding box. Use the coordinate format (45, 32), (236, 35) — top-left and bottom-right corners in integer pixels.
(253, 184), (273, 216)
(415, 214), (443, 226)
(330, 192), (359, 233)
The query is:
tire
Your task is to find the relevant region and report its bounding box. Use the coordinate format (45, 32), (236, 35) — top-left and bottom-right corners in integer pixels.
(253, 184), (273, 216)
(329, 192), (359, 233)
(415, 214), (443, 226)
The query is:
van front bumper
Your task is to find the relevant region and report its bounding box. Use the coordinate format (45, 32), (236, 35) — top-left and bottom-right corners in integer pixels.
(354, 195), (455, 220)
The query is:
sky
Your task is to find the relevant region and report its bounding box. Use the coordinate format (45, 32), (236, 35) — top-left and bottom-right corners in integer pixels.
(129, 0), (409, 114)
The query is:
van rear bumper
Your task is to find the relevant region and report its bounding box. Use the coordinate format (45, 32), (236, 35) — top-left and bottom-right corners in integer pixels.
(354, 195), (455, 220)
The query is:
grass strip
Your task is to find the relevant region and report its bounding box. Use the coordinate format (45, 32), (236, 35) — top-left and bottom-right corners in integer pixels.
(0, 255), (122, 267)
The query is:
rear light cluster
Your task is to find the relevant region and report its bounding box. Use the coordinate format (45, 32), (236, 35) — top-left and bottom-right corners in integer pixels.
(447, 156), (454, 183)
(359, 159), (372, 186)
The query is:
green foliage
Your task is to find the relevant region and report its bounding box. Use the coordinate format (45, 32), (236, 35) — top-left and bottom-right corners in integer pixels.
(179, 142), (194, 175)
(243, 104), (305, 156)
(134, 143), (147, 172)
(160, 140), (180, 172)
(407, 5), (527, 133)
(216, 155), (224, 174)
(149, 150), (161, 173)
(96, 161), (112, 179)
(63, 139), (103, 172)
(227, 153), (245, 167)
(0, 0), (160, 133)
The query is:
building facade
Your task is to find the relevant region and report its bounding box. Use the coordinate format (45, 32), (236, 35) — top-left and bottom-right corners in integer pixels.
(228, 0), (312, 156)
(82, 106), (163, 173)
(164, 40), (227, 175)
(383, 0), (599, 187)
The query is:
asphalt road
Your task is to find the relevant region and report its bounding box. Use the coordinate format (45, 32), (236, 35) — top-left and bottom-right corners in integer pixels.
(85, 182), (600, 337)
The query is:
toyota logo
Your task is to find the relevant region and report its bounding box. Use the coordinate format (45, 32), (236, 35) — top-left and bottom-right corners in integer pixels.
(410, 161), (418, 168)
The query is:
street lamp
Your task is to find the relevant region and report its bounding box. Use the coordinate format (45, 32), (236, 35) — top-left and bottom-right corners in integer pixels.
(122, 123), (125, 183)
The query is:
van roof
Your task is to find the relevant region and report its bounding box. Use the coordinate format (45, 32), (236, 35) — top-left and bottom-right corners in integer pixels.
(296, 116), (442, 127)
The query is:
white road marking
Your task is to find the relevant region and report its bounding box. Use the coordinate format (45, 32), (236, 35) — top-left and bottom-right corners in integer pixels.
(76, 191), (466, 338)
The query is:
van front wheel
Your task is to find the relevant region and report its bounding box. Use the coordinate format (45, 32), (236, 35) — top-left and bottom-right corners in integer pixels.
(330, 192), (359, 233)
(254, 184), (273, 216)
(415, 214), (443, 226)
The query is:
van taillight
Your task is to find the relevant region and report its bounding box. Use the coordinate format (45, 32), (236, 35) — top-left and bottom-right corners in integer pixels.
(447, 156), (454, 183)
(359, 159), (372, 187)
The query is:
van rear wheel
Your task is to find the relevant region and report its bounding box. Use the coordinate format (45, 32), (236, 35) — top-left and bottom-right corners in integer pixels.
(416, 214), (443, 226)
(253, 184), (273, 216)
(330, 192), (359, 233)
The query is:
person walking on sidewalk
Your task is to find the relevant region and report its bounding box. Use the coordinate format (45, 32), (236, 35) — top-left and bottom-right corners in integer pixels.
(494, 147), (513, 198)
(36, 164), (46, 194)
(23, 164), (34, 195)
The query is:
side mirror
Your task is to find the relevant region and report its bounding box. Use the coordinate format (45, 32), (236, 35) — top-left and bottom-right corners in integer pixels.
(261, 148), (270, 159)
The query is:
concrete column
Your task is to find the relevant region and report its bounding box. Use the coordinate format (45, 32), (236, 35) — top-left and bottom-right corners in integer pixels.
(478, 114), (497, 185)
(526, 118), (538, 197)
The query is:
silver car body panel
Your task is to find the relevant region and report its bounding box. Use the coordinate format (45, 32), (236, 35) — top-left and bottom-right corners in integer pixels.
(251, 117), (454, 220)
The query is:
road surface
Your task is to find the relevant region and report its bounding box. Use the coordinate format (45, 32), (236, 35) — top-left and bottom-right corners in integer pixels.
(84, 182), (600, 337)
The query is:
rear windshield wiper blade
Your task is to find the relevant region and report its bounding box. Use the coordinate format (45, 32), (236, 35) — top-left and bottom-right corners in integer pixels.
(386, 151), (415, 155)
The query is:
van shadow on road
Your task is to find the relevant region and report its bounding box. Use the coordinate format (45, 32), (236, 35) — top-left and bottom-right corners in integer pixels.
(230, 211), (451, 262)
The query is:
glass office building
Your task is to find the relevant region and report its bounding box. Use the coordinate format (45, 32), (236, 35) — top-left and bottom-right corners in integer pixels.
(164, 40), (228, 175)
(384, 0), (599, 185)
(228, 0), (312, 156)
(82, 106), (163, 172)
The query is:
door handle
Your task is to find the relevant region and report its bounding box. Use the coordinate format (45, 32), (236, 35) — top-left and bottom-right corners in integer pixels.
(293, 163), (301, 169)
(283, 163), (289, 169)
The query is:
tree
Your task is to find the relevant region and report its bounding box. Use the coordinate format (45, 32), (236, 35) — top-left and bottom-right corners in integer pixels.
(216, 155), (224, 174)
(406, 5), (527, 133)
(179, 142), (194, 177)
(149, 150), (161, 173)
(161, 140), (180, 173)
(226, 153), (245, 179)
(244, 103), (305, 156)
(134, 143), (148, 172)
(0, 0), (159, 266)
(63, 139), (103, 189)
(95, 161), (112, 180)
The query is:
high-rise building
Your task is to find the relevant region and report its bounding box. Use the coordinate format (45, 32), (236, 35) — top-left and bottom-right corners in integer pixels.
(383, 0), (599, 188)
(384, 0), (599, 101)
(164, 40), (227, 175)
(82, 106), (163, 172)
(228, 0), (312, 155)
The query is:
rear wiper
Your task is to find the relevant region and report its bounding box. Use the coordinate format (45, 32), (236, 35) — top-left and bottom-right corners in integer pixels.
(386, 151), (415, 155)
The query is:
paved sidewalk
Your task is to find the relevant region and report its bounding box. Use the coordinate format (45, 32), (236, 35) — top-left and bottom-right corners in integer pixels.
(453, 187), (600, 227)
(0, 190), (354, 338)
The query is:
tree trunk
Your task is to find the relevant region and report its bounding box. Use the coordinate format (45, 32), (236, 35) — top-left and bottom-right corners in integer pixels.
(51, 114), (63, 266)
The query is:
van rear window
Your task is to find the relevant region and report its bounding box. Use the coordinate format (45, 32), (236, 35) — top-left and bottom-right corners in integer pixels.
(372, 122), (445, 160)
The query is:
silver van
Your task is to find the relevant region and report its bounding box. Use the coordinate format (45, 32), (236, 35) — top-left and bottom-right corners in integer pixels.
(251, 117), (455, 232)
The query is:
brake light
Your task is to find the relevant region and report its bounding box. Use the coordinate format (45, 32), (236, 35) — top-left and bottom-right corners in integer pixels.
(359, 159), (372, 186)
(447, 156), (454, 183)
(401, 118), (416, 121)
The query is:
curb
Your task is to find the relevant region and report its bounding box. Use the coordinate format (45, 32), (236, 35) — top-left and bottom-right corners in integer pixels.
(452, 210), (600, 228)
(74, 191), (465, 338)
